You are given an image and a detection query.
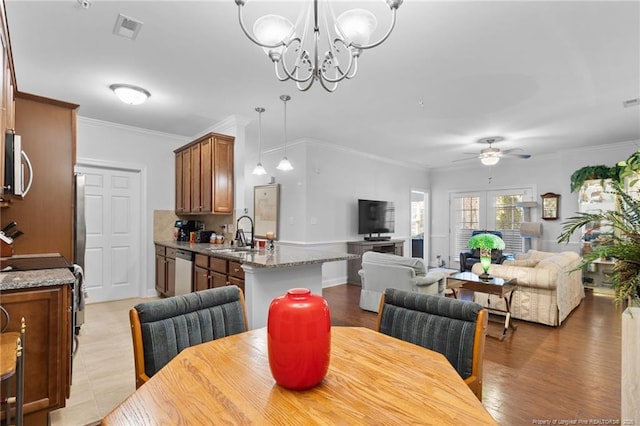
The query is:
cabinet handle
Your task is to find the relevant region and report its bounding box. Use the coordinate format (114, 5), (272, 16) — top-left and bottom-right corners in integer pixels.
(234, 268), (240, 272)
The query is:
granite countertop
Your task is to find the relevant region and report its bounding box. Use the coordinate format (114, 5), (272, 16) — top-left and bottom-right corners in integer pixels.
(155, 240), (360, 268)
(0, 267), (75, 290)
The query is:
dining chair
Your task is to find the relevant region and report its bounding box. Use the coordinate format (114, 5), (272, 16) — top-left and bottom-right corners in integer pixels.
(130, 285), (248, 388)
(0, 313), (25, 426)
(376, 288), (488, 400)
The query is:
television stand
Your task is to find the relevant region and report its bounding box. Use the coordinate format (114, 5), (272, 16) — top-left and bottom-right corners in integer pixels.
(364, 236), (391, 242)
(347, 239), (404, 284)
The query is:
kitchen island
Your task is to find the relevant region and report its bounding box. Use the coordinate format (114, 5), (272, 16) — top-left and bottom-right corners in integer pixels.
(154, 241), (359, 328)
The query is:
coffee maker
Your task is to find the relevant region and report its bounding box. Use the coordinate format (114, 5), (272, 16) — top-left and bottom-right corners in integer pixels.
(175, 220), (199, 242)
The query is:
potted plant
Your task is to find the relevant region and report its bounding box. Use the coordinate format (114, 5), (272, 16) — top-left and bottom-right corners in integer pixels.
(558, 182), (640, 305)
(559, 158), (640, 423)
(467, 233), (505, 280)
(569, 164), (617, 193)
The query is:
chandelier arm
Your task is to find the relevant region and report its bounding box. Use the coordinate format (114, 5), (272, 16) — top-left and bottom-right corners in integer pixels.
(348, 8), (399, 51)
(236, 2), (286, 50)
(296, 78), (316, 91)
(318, 76), (339, 92)
(273, 62), (291, 82)
(345, 56), (358, 79)
(278, 44), (315, 84)
(319, 39), (355, 83)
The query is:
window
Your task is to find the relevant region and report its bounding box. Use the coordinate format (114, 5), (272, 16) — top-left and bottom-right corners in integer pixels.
(450, 187), (534, 267)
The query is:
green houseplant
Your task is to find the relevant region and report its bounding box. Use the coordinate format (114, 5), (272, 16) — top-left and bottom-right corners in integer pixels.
(468, 233), (506, 280)
(557, 182), (640, 305)
(569, 164), (617, 193)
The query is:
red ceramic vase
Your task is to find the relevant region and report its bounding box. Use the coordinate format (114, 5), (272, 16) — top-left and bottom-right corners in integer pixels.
(267, 288), (331, 390)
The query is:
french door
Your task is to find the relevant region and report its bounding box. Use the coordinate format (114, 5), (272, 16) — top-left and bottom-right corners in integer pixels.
(450, 187), (534, 269)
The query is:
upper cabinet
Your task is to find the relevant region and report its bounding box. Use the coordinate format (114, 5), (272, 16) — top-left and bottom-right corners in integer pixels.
(0, 0), (16, 201)
(175, 132), (234, 215)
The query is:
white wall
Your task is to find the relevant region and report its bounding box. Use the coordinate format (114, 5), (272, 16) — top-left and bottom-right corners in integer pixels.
(429, 140), (639, 267)
(76, 117), (188, 297)
(244, 138), (430, 286)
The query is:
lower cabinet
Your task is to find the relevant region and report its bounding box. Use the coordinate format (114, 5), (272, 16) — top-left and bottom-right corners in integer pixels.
(0, 285), (71, 425)
(155, 245), (176, 297)
(193, 254), (245, 294)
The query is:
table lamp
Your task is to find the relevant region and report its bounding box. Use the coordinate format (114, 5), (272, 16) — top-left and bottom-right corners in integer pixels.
(468, 233), (506, 280)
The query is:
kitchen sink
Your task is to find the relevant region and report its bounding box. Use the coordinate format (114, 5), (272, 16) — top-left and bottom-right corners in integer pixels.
(209, 247), (258, 253)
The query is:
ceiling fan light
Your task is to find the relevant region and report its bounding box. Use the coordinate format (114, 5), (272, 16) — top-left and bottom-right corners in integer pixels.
(110, 84), (150, 105)
(480, 155), (500, 166)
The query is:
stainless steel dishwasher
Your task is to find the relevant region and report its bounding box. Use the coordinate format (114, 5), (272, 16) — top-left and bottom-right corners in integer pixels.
(174, 249), (193, 295)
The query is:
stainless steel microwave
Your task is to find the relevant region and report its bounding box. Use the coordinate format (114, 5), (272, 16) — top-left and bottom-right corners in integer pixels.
(3, 132), (33, 197)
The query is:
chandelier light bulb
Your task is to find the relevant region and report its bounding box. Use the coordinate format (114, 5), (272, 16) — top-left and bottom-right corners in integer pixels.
(335, 9), (377, 46)
(109, 84), (150, 105)
(253, 14), (294, 59)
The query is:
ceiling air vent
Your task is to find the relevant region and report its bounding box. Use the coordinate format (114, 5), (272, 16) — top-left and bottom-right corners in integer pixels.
(623, 98), (640, 108)
(113, 13), (143, 40)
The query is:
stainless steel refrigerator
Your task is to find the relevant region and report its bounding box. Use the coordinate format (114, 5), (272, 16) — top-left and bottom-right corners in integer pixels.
(73, 173), (86, 333)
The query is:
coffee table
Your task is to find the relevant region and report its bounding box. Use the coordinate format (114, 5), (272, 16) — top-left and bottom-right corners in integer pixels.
(449, 272), (517, 341)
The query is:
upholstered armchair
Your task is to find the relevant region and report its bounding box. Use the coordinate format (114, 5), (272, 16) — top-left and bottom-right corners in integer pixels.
(358, 251), (446, 312)
(459, 230), (507, 272)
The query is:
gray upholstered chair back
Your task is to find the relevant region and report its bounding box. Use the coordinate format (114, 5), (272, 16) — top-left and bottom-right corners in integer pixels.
(133, 285), (247, 380)
(377, 288), (484, 381)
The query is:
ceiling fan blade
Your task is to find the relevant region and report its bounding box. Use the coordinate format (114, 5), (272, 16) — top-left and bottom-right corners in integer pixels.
(502, 153), (532, 159)
(452, 157), (478, 163)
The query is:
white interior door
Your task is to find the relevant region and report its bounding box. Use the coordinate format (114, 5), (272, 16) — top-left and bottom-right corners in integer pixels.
(77, 165), (141, 303)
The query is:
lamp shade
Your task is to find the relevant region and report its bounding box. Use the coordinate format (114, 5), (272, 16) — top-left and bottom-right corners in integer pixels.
(253, 14), (294, 57)
(276, 157), (293, 171)
(335, 9), (377, 46)
(252, 162), (267, 176)
(468, 233), (506, 250)
(520, 222), (542, 237)
(110, 84), (150, 105)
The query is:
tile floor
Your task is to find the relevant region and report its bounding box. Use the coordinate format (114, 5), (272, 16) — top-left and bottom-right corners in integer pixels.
(49, 297), (152, 426)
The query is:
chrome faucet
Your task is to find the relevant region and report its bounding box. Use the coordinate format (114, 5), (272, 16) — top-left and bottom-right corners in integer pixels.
(236, 215), (254, 248)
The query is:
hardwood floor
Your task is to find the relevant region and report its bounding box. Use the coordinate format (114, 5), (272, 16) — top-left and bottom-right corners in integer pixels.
(323, 285), (622, 425)
(52, 284), (621, 425)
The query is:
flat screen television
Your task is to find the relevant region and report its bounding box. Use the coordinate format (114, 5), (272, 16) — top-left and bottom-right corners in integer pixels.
(358, 199), (395, 241)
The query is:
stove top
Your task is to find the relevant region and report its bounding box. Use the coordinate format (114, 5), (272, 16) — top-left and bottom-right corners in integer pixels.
(0, 254), (72, 272)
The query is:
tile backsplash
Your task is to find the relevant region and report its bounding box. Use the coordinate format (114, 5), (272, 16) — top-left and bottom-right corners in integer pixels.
(153, 210), (234, 241)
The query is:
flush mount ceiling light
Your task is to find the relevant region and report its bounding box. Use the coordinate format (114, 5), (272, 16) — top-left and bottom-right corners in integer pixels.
(109, 84), (150, 105)
(276, 95), (294, 171)
(235, 0), (402, 92)
(252, 107), (267, 176)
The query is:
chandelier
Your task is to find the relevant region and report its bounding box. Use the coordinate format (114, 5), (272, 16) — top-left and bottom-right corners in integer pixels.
(235, 0), (402, 92)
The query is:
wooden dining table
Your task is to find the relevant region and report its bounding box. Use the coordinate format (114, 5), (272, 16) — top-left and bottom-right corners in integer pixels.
(102, 326), (497, 425)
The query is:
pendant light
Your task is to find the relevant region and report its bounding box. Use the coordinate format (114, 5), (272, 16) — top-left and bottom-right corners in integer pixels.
(276, 95), (293, 171)
(252, 107), (267, 176)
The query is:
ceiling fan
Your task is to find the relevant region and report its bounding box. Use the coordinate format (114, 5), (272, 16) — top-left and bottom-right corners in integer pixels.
(455, 136), (531, 166)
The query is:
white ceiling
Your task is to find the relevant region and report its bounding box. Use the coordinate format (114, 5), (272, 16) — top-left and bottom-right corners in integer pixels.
(5, 0), (640, 169)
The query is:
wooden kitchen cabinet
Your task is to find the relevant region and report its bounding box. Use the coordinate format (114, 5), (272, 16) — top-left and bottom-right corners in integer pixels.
(174, 132), (234, 214)
(155, 245), (176, 297)
(0, 284), (72, 425)
(193, 253), (244, 293)
(0, 2), (16, 202)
